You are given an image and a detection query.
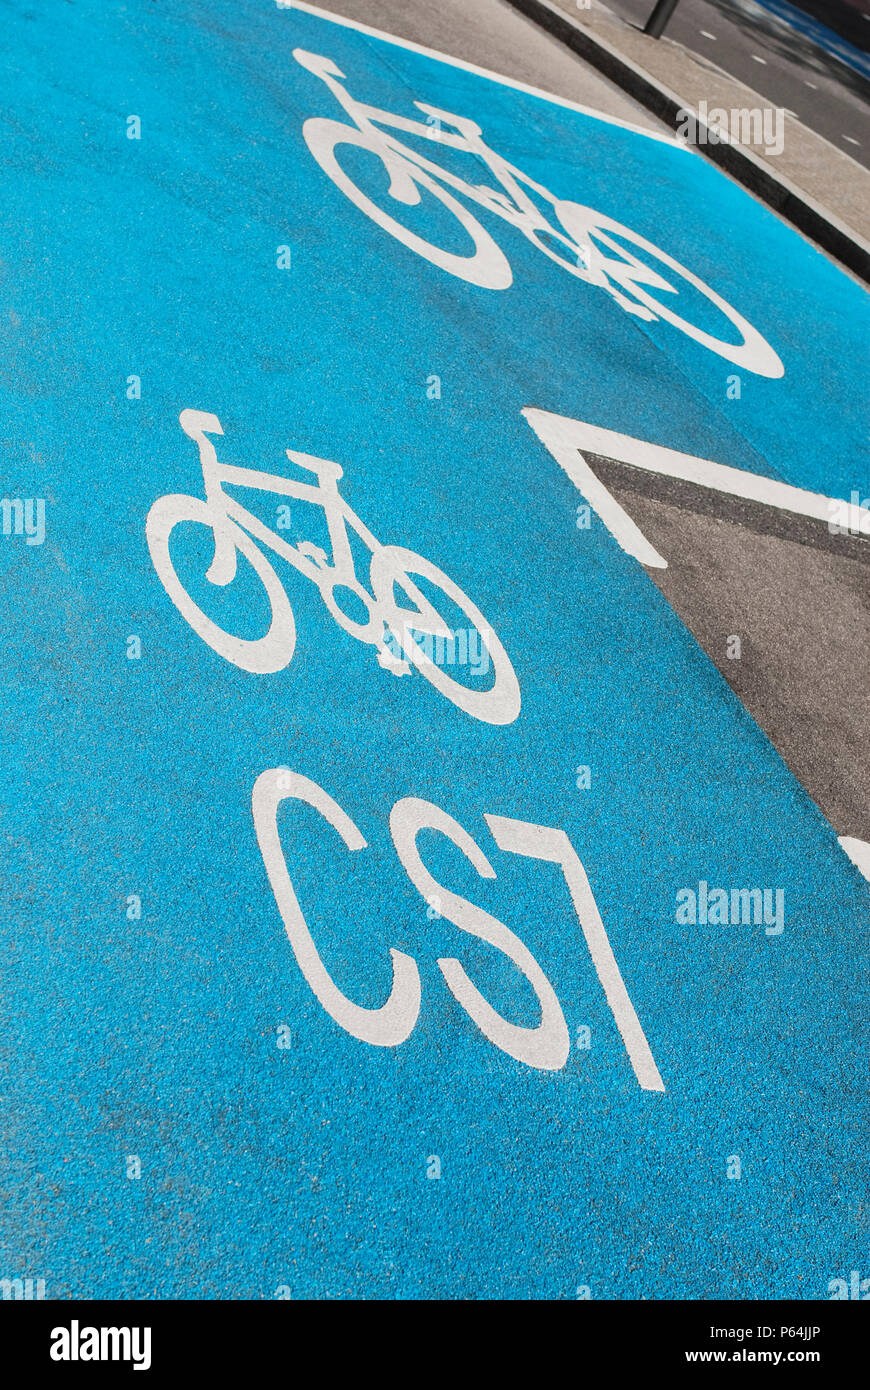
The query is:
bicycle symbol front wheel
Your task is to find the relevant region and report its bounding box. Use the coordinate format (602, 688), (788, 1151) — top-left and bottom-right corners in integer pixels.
(146, 494), (297, 674)
(302, 116), (513, 290)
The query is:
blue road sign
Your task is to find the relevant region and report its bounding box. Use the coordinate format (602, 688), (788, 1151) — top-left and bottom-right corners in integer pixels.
(1, 0), (867, 1299)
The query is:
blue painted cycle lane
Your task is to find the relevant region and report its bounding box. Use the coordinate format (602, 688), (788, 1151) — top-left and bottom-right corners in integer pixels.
(0, 0), (867, 1299)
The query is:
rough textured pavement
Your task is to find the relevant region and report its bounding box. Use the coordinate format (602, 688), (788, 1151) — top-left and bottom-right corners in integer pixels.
(1, 0), (867, 1302)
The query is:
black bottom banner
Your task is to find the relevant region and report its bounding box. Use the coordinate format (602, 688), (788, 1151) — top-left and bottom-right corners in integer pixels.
(3, 1297), (863, 1377)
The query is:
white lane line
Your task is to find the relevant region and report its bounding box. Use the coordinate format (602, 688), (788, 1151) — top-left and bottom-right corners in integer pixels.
(843, 135), (861, 146)
(700, 31), (717, 40)
(280, 1), (683, 145)
(804, 80), (818, 89)
(522, 407), (870, 570)
(751, 54), (767, 64)
(525, 412), (668, 568)
(839, 836), (870, 883)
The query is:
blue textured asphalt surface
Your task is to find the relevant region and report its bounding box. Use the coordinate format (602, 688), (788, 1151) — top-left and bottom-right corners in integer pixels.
(1, 0), (868, 1299)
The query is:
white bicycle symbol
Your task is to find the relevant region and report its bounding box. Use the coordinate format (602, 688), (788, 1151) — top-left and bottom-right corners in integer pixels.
(145, 410), (521, 726)
(295, 48), (784, 379)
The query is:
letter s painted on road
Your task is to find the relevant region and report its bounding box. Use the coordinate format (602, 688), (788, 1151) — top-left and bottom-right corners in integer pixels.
(389, 797), (570, 1070)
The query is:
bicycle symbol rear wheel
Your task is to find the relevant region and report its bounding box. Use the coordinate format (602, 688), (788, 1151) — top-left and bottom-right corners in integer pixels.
(553, 199), (784, 378)
(371, 544), (521, 726)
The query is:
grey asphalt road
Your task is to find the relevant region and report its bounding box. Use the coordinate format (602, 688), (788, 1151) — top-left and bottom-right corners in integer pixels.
(308, 0), (869, 843)
(604, 0), (870, 168)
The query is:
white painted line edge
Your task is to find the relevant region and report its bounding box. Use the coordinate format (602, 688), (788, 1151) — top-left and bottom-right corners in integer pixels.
(523, 406), (870, 569)
(838, 836), (870, 883)
(278, 0), (685, 145)
(279, 2), (870, 256)
(524, 408), (668, 568)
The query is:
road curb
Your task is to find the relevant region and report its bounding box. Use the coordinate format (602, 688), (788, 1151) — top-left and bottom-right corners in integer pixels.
(502, 0), (870, 283)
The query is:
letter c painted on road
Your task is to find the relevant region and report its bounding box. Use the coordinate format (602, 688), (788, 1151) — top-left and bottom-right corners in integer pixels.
(252, 768), (421, 1046)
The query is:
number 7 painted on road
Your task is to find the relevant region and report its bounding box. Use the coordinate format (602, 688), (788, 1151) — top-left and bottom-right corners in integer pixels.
(484, 813), (665, 1093)
(254, 767), (665, 1090)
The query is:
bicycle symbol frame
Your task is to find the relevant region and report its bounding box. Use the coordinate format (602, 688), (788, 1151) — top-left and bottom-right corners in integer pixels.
(145, 409), (521, 725)
(294, 47), (784, 378)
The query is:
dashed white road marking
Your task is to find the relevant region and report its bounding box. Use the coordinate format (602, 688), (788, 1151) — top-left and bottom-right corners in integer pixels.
(751, 54), (767, 64)
(700, 31), (716, 40)
(804, 80), (817, 89)
(843, 135), (861, 146)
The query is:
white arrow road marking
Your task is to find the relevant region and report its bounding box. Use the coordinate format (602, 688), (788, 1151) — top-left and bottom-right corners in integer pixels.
(523, 407), (870, 571)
